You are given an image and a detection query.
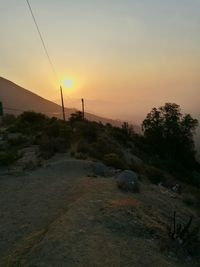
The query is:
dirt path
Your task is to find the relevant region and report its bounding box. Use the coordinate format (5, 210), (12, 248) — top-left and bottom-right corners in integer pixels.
(0, 155), (199, 267)
(0, 155), (91, 263)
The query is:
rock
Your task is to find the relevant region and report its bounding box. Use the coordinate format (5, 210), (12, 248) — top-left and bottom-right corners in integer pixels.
(116, 170), (140, 193)
(7, 133), (23, 140)
(171, 183), (181, 194)
(92, 162), (112, 177)
(16, 146), (42, 171)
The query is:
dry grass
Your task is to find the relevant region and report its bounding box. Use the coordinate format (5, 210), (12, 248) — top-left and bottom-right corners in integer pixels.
(109, 198), (141, 208)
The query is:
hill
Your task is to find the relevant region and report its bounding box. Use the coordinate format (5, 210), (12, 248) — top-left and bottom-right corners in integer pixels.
(0, 107), (199, 266)
(0, 77), (122, 126)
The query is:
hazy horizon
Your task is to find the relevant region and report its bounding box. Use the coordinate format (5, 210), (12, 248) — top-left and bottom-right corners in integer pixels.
(1, 0), (200, 123)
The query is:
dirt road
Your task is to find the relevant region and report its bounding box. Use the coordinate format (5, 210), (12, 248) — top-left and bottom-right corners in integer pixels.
(0, 155), (198, 267)
(0, 155), (91, 264)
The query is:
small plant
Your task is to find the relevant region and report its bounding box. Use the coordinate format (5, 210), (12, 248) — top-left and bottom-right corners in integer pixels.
(0, 149), (21, 166)
(163, 211), (200, 259)
(76, 139), (89, 154)
(144, 165), (164, 184)
(38, 135), (69, 159)
(182, 195), (196, 207)
(103, 153), (126, 169)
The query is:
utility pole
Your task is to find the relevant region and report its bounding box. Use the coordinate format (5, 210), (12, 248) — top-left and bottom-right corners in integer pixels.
(0, 102), (3, 117)
(81, 98), (85, 119)
(60, 86), (66, 121)
(0, 102), (3, 125)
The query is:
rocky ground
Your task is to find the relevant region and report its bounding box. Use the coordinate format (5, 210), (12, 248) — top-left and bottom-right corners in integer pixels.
(0, 153), (199, 267)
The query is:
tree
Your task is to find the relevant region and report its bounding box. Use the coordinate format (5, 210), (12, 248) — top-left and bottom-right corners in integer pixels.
(68, 111), (84, 123)
(142, 103), (198, 168)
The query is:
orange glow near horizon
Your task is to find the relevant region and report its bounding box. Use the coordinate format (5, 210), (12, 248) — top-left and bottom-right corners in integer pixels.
(1, 1), (199, 122)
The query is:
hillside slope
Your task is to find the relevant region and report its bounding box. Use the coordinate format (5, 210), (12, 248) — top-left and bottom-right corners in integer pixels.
(0, 77), (122, 126)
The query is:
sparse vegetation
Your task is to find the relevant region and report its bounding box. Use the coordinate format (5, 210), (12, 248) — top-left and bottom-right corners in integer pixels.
(0, 107), (200, 266)
(144, 165), (165, 184)
(163, 211), (200, 260)
(1, 106), (199, 187)
(103, 153), (127, 169)
(0, 149), (21, 166)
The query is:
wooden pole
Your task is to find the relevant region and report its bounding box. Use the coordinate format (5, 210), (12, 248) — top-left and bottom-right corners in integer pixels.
(60, 86), (66, 121)
(81, 98), (85, 119)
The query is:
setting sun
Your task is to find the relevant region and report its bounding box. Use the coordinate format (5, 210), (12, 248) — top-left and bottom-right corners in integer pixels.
(62, 79), (75, 89)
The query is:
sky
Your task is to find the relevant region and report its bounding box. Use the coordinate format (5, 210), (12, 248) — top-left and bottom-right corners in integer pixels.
(1, 0), (200, 123)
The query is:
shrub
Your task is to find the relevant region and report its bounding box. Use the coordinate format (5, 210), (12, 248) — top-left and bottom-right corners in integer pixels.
(103, 153), (127, 169)
(72, 120), (99, 143)
(38, 135), (69, 159)
(14, 111), (49, 135)
(0, 150), (21, 166)
(129, 159), (144, 173)
(182, 195), (196, 207)
(76, 139), (89, 154)
(7, 136), (28, 148)
(1, 114), (16, 126)
(144, 165), (165, 184)
(88, 135), (123, 160)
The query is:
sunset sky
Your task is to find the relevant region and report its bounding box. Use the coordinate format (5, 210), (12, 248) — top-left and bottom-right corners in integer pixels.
(1, 0), (200, 122)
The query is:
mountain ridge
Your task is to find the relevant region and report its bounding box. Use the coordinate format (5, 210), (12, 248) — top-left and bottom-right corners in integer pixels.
(0, 77), (123, 127)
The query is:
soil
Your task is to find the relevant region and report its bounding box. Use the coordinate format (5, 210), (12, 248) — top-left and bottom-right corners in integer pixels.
(0, 154), (199, 267)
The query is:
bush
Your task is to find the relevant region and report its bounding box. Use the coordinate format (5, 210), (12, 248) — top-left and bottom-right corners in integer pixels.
(44, 119), (72, 139)
(144, 165), (165, 184)
(103, 153), (127, 169)
(1, 114), (16, 126)
(38, 135), (69, 159)
(182, 195), (196, 207)
(13, 112), (49, 135)
(109, 122), (135, 146)
(76, 139), (89, 154)
(88, 134), (123, 160)
(72, 120), (99, 143)
(0, 150), (21, 166)
(129, 159), (144, 173)
(7, 136), (28, 148)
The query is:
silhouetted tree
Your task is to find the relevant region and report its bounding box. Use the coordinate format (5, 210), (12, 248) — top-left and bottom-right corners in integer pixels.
(68, 111), (84, 123)
(121, 122), (134, 138)
(142, 103), (198, 168)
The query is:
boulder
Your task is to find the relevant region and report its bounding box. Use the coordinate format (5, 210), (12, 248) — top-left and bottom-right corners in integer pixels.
(116, 170), (140, 192)
(92, 162), (112, 177)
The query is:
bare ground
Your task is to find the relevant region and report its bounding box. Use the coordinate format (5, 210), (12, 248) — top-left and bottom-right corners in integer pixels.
(0, 154), (199, 267)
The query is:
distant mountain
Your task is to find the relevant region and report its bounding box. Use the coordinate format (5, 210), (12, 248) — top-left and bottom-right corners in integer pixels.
(0, 77), (122, 126)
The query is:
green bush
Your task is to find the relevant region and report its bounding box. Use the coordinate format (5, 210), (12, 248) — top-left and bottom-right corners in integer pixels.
(144, 165), (165, 184)
(44, 120), (72, 141)
(182, 195), (196, 207)
(0, 150), (21, 166)
(7, 136), (28, 148)
(72, 120), (99, 143)
(38, 135), (69, 159)
(1, 114), (16, 126)
(129, 159), (144, 173)
(76, 139), (89, 154)
(88, 135), (123, 160)
(103, 153), (127, 169)
(13, 111), (49, 135)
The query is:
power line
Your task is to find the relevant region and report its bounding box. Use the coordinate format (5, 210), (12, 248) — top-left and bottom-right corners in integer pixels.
(25, 0), (58, 82)
(25, 1), (69, 121)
